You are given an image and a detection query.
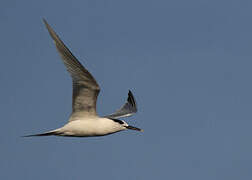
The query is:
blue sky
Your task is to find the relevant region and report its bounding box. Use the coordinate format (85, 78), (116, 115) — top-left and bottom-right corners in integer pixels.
(1, 0), (252, 179)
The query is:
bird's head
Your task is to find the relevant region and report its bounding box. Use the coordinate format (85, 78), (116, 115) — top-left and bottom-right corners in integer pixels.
(111, 119), (143, 132)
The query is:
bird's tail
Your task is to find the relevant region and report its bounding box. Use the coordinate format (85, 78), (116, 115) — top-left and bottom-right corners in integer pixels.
(23, 129), (61, 137)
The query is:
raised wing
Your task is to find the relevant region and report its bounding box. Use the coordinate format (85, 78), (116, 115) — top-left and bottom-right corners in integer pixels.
(104, 90), (137, 119)
(43, 19), (100, 119)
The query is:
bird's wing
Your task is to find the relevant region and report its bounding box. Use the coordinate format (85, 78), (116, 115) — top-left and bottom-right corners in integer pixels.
(43, 19), (100, 120)
(104, 90), (137, 119)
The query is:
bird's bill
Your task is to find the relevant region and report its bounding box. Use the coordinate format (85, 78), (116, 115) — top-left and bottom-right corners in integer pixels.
(126, 125), (143, 132)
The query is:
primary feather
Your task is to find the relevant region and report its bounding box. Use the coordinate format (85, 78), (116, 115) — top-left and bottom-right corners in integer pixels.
(104, 90), (137, 119)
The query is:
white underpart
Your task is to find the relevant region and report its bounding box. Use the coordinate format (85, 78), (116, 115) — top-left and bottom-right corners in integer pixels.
(57, 117), (127, 137)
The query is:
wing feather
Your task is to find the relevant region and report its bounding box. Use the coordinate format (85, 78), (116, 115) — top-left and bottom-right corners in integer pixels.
(43, 19), (100, 119)
(104, 90), (137, 119)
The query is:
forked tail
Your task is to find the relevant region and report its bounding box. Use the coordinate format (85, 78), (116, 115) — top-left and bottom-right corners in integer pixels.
(23, 129), (61, 137)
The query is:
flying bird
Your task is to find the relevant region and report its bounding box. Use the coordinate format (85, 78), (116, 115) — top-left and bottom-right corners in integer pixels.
(25, 19), (143, 137)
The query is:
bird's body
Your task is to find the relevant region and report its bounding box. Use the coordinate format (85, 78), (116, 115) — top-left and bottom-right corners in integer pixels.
(25, 19), (142, 137)
(55, 118), (126, 137)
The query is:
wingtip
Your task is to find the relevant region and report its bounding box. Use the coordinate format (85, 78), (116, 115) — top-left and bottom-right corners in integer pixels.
(21, 135), (33, 138)
(127, 90), (136, 108)
(42, 18), (59, 44)
(128, 90), (134, 100)
(42, 18), (48, 26)
(42, 18), (51, 31)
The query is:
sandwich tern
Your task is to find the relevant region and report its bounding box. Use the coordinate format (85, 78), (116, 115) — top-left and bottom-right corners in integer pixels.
(25, 19), (143, 137)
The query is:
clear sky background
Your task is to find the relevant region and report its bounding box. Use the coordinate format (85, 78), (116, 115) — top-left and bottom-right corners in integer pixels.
(1, 0), (252, 179)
